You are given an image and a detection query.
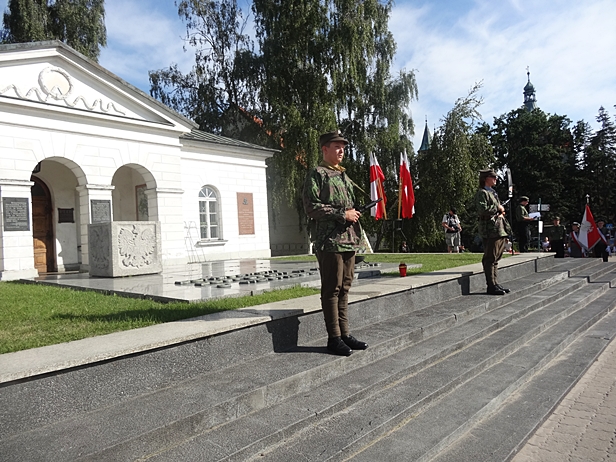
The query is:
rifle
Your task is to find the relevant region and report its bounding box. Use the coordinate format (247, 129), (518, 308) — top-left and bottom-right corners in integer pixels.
(355, 197), (383, 213)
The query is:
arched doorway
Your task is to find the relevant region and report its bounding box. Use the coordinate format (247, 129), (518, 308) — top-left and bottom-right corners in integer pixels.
(31, 176), (55, 273)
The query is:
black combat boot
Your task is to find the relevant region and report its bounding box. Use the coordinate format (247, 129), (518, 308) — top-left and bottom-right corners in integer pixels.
(495, 284), (511, 293)
(487, 285), (506, 295)
(327, 337), (352, 356)
(342, 335), (368, 350)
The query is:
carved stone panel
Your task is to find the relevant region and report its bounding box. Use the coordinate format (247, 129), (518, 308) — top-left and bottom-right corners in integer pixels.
(2, 197), (30, 231)
(88, 221), (162, 277)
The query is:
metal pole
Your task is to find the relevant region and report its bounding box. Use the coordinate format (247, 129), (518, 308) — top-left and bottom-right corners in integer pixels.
(537, 197), (541, 251)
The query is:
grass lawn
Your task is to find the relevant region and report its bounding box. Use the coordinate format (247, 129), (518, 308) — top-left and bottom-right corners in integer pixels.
(1, 253), (488, 354)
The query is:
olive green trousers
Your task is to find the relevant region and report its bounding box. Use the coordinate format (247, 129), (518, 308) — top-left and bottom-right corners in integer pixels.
(482, 236), (507, 288)
(315, 250), (355, 338)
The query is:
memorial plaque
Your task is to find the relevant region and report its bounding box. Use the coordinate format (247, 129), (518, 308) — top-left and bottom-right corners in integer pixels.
(91, 199), (111, 223)
(58, 208), (75, 223)
(237, 192), (255, 235)
(3, 197), (30, 231)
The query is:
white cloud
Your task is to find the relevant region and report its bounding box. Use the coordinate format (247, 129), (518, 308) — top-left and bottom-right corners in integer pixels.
(391, 0), (616, 150)
(99, 0), (194, 92)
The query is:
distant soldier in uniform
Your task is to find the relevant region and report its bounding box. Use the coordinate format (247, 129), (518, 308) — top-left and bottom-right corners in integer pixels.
(514, 196), (535, 252)
(569, 222), (583, 257)
(594, 218), (609, 262)
(474, 169), (512, 295)
(546, 216), (566, 258)
(303, 130), (368, 356)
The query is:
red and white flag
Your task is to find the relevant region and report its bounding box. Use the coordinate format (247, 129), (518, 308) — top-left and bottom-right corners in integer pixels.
(399, 151), (415, 219)
(369, 153), (387, 219)
(578, 204), (607, 251)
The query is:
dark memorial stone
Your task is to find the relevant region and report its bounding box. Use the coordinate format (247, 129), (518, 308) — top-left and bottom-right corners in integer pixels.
(3, 197), (30, 231)
(91, 200), (111, 223)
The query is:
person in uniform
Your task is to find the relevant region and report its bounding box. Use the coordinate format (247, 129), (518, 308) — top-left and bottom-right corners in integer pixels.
(474, 169), (512, 295)
(303, 130), (369, 356)
(594, 218), (609, 262)
(546, 216), (566, 258)
(568, 222), (583, 257)
(514, 196), (535, 252)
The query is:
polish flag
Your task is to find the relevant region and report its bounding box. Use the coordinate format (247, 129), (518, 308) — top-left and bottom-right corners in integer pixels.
(399, 151), (415, 218)
(369, 153), (387, 219)
(578, 204), (607, 251)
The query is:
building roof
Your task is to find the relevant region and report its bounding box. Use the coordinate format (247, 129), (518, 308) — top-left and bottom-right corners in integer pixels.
(181, 128), (278, 153)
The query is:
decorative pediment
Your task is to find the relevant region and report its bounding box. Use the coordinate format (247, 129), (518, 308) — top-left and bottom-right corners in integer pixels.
(1, 65), (127, 116)
(0, 42), (196, 131)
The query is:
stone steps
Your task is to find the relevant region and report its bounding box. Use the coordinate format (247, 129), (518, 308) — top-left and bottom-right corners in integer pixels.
(1, 257), (615, 462)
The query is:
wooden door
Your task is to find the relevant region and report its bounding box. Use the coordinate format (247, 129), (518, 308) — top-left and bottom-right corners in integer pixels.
(31, 178), (55, 273)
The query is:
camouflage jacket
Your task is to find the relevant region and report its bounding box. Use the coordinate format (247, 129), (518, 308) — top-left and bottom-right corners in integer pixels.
(474, 187), (511, 239)
(303, 162), (362, 252)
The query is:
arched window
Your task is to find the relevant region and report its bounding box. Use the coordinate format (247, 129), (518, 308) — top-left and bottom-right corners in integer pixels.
(199, 186), (219, 239)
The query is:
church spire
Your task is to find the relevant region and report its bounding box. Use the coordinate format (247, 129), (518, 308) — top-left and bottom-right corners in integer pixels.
(523, 67), (537, 111)
(418, 118), (432, 152)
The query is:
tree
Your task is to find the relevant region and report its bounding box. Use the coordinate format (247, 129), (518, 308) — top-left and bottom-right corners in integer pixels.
(151, 0), (417, 237)
(2, 0), (106, 61)
(410, 84), (493, 251)
(490, 107), (577, 223)
(579, 107), (616, 220)
(149, 0), (258, 136)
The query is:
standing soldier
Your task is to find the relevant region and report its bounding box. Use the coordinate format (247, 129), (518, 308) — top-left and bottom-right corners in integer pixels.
(546, 216), (566, 258)
(474, 169), (512, 295)
(303, 130), (369, 356)
(514, 196), (535, 252)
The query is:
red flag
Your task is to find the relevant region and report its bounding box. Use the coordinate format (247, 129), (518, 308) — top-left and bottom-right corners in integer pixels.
(369, 153), (387, 219)
(399, 151), (415, 218)
(578, 204), (607, 251)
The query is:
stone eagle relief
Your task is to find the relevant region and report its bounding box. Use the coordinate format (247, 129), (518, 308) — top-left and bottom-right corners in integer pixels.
(0, 66), (126, 115)
(117, 224), (156, 269)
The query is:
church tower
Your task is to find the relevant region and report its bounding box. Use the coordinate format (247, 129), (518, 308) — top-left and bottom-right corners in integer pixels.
(523, 68), (537, 112)
(418, 119), (432, 153)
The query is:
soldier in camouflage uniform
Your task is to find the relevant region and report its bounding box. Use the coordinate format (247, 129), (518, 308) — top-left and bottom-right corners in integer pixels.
(302, 130), (369, 356)
(474, 169), (512, 295)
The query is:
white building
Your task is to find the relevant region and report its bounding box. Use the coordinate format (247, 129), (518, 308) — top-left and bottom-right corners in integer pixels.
(0, 41), (276, 281)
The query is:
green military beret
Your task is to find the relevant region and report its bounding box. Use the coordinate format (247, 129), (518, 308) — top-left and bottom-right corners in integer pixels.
(519, 196), (529, 202)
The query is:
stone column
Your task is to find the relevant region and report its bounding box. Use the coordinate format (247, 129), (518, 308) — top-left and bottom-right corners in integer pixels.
(76, 184), (114, 271)
(153, 187), (186, 266)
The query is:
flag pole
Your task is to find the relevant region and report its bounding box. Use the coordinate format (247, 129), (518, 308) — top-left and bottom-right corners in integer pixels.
(398, 152), (404, 220)
(377, 177), (388, 220)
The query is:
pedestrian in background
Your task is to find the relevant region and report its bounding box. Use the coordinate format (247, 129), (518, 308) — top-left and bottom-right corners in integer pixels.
(442, 207), (462, 253)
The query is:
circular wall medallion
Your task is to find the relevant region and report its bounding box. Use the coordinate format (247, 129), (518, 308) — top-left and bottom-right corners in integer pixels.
(38, 67), (73, 101)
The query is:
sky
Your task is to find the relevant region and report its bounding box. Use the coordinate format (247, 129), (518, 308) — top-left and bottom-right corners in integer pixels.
(1, 0), (615, 151)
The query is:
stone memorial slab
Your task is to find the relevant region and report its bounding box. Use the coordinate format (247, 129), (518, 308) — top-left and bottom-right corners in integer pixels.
(88, 221), (162, 277)
(2, 197), (30, 231)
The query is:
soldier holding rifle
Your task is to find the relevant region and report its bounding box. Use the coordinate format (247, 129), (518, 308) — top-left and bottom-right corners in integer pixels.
(303, 130), (370, 356)
(474, 169), (512, 296)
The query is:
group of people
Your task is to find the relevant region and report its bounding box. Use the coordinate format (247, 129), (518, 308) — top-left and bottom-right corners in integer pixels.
(303, 129), (611, 356)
